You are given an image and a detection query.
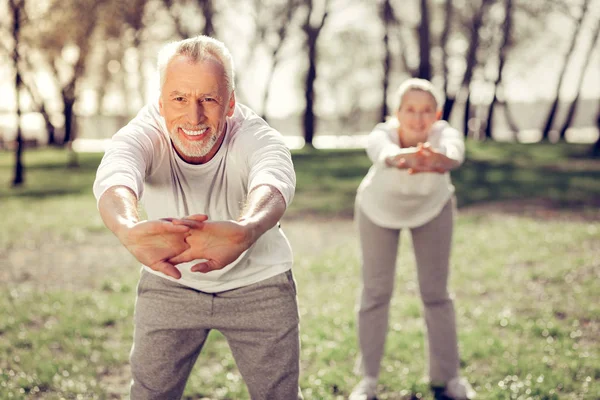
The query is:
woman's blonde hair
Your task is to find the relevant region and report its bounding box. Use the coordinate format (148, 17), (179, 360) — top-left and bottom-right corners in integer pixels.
(394, 78), (443, 111)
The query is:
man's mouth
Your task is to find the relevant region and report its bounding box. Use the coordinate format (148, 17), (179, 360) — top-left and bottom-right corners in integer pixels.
(180, 127), (208, 137)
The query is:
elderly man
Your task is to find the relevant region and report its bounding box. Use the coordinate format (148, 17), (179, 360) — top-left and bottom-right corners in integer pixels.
(93, 36), (301, 400)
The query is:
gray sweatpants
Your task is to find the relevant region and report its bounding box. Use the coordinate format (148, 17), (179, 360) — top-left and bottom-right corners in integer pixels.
(355, 199), (460, 384)
(130, 269), (302, 400)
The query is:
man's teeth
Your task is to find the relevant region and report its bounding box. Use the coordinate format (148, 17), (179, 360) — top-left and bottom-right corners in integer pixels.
(182, 128), (207, 136)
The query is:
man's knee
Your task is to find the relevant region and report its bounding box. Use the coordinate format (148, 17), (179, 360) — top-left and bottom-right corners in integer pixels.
(129, 341), (191, 399)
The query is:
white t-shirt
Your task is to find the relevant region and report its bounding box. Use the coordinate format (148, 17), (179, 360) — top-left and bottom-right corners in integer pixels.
(356, 118), (465, 229)
(93, 101), (296, 293)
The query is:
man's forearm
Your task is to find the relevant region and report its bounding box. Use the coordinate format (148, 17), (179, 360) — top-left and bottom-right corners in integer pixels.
(98, 185), (140, 242)
(237, 184), (286, 245)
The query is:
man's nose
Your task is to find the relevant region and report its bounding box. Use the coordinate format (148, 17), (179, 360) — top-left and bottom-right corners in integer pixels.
(187, 102), (205, 125)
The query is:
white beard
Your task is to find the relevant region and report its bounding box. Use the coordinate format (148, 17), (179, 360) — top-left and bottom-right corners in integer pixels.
(170, 127), (220, 158)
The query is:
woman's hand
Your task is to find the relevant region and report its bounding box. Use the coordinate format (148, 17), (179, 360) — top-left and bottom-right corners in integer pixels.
(386, 143), (456, 174)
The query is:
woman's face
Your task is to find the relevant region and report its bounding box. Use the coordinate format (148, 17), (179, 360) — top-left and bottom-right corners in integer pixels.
(396, 89), (440, 146)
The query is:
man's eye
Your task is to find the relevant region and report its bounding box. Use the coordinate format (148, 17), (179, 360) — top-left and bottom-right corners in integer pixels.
(203, 97), (216, 102)
(174, 97), (185, 102)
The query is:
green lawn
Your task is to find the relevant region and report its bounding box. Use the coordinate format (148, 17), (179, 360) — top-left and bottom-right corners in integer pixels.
(291, 142), (600, 216)
(0, 144), (598, 399)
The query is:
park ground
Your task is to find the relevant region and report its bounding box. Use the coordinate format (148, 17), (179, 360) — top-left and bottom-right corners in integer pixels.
(0, 143), (599, 399)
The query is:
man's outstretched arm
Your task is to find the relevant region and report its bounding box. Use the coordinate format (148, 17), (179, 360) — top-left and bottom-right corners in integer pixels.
(238, 184), (287, 244)
(169, 184), (286, 273)
(98, 185), (195, 279)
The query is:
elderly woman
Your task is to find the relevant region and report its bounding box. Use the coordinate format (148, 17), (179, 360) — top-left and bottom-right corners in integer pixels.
(350, 79), (476, 400)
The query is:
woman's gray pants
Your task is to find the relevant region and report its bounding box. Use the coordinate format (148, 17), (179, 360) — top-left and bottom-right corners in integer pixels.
(355, 199), (460, 384)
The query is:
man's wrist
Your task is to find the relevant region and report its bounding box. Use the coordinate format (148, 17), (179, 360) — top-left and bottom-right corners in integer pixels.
(114, 218), (138, 244)
(236, 218), (262, 247)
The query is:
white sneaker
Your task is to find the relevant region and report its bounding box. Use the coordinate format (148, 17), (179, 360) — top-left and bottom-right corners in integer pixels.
(349, 377), (377, 400)
(443, 377), (476, 399)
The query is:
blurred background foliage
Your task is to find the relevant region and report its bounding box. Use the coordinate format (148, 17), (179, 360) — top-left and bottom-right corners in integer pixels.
(0, 0), (599, 186)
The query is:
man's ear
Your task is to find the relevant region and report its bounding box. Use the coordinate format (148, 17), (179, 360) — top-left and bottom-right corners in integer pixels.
(436, 109), (442, 120)
(227, 91), (236, 117)
(158, 96), (165, 117)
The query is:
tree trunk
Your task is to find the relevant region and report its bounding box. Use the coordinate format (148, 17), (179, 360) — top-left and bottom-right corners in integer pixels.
(464, 91), (471, 138)
(442, 96), (455, 121)
(260, 52), (279, 122)
(162, 0), (190, 38)
(200, 0), (214, 36)
(62, 96), (79, 167)
(134, 35), (146, 111)
(444, 0), (489, 121)
(541, 0), (589, 141)
(21, 64), (57, 145)
(13, 79), (24, 187)
(11, 0), (24, 186)
(418, 0), (431, 80)
(41, 103), (57, 146)
(62, 92), (75, 144)
(592, 111), (600, 157)
(260, 3), (296, 122)
(441, 0), (452, 114)
(302, 1), (329, 148)
(559, 17), (599, 140)
(303, 33), (317, 147)
(485, 0), (513, 140)
(380, 0), (393, 121)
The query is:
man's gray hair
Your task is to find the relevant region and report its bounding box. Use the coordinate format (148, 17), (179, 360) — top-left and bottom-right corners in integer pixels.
(394, 78), (443, 111)
(157, 35), (235, 93)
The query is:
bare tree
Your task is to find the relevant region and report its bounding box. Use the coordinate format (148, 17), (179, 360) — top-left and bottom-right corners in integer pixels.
(484, 0), (513, 139)
(200, 0), (215, 36)
(558, 15), (600, 140)
(442, 0), (493, 123)
(9, 0), (25, 186)
(301, 0), (330, 147)
(379, 0), (394, 121)
(161, 0), (216, 38)
(252, 0), (302, 121)
(28, 0), (105, 149)
(440, 0), (452, 119)
(122, 0), (150, 108)
(541, 0), (590, 141)
(318, 26), (381, 134)
(418, 0), (431, 80)
(0, 39), (60, 146)
(19, 58), (57, 145)
(460, 0), (494, 135)
(593, 107), (600, 157)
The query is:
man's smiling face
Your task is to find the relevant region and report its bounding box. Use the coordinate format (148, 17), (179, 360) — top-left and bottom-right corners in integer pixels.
(159, 54), (235, 164)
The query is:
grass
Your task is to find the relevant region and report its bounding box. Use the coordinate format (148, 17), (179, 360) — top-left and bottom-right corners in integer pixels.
(0, 143), (598, 399)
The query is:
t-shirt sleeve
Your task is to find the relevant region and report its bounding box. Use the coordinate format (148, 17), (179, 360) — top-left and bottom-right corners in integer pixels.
(93, 103), (163, 204)
(365, 121), (415, 166)
(238, 122), (296, 207)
